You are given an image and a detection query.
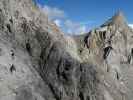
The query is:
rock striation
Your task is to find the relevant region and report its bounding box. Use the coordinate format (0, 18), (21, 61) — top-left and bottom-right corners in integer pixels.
(0, 0), (133, 100)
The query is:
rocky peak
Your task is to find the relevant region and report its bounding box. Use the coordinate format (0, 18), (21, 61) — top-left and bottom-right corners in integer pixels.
(112, 11), (125, 23)
(102, 11), (127, 28)
(83, 11), (131, 64)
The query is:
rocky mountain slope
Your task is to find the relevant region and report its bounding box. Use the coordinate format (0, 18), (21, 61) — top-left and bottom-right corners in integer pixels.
(0, 0), (133, 100)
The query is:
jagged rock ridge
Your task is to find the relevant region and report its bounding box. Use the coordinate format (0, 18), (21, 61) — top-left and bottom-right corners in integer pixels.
(0, 0), (133, 100)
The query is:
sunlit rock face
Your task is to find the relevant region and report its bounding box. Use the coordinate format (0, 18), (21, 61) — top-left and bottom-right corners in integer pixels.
(0, 0), (133, 100)
(81, 11), (133, 100)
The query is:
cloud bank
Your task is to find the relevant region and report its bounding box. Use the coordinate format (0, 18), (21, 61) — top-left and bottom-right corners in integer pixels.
(38, 5), (92, 35)
(64, 20), (88, 35)
(41, 5), (65, 20)
(129, 24), (133, 28)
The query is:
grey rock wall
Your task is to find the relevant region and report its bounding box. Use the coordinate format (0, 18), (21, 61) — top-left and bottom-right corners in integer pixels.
(0, 0), (133, 100)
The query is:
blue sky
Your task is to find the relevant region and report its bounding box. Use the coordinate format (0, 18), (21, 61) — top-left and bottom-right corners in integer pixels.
(34, 0), (133, 34)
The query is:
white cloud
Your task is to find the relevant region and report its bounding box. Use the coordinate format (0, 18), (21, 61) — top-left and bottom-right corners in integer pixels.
(54, 19), (62, 27)
(77, 26), (87, 34)
(39, 5), (65, 20)
(38, 5), (91, 35)
(129, 24), (133, 28)
(64, 20), (88, 35)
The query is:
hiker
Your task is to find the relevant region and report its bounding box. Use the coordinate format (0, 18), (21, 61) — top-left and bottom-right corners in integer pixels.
(10, 64), (16, 73)
(26, 39), (31, 55)
(10, 50), (15, 60)
(127, 55), (131, 64)
(115, 69), (121, 80)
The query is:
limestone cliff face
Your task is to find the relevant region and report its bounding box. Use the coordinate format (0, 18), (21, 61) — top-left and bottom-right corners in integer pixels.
(0, 0), (133, 100)
(77, 12), (133, 100)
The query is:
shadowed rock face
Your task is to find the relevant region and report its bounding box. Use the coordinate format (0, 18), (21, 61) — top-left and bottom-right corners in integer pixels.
(0, 0), (133, 100)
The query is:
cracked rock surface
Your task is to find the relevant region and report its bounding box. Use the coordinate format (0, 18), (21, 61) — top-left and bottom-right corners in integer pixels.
(0, 0), (133, 100)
